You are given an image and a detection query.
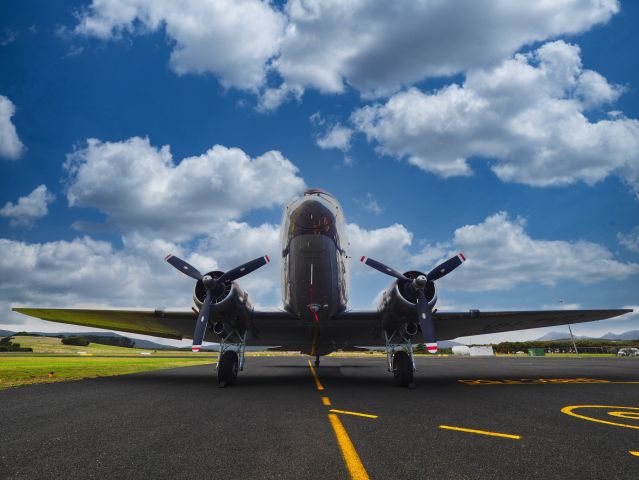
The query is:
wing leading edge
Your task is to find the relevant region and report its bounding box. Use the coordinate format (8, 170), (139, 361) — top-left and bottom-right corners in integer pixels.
(12, 307), (299, 345)
(333, 308), (632, 345)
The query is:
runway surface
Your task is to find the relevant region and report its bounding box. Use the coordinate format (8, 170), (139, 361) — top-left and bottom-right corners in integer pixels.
(1, 356), (638, 479)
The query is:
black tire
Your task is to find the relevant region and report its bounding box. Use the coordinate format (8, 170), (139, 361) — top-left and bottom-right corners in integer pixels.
(218, 351), (239, 387)
(392, 351), (414, 387)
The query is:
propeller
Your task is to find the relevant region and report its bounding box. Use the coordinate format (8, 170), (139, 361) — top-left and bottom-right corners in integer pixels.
(361, 253), (466, 354)
(165, 254), (270, 352)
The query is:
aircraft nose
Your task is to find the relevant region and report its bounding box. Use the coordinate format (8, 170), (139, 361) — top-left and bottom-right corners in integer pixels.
(292, 199), (336, 230)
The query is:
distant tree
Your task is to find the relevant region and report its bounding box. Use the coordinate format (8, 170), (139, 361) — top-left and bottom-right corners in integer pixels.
(0, 337), (33, 352)
(62, 336), (90, 346)
(85, 336), (135, 348)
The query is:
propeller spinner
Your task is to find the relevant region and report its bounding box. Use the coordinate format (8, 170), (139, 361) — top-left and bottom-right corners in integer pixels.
(165, 254), (270, 352)
(361, 253), (466, 353)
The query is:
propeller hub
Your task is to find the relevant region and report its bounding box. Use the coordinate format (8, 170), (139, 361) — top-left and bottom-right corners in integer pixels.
(412, 275), (428, 290)
(202, 274), (216, 289)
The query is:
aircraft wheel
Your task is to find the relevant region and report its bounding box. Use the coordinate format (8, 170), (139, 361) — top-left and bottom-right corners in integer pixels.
(393, 351), (414, 387)
(218, 351), (239, 388)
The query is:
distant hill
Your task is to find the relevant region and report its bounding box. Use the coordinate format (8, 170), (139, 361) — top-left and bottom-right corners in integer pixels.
(599, 330), (639, 341)
(535, 331), (594, 341)
(535, 330), (639, 341)
(0, 329), (15, 337)
(8, 331), (176, 350)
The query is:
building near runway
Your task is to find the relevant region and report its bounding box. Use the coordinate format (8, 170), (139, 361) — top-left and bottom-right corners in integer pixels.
(452, 346), (494, 356)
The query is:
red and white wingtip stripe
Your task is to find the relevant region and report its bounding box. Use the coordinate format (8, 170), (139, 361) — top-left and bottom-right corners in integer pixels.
(264, 255), (270, 263)
(164, 254), (173, 261)
(192, 345), (201, 352)
(360, 256), (367, 263)
(426, 343), (438, 354)
(458, 252), (466, 262)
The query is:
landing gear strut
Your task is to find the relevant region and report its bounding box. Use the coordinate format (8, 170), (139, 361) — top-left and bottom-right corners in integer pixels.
(314, 354), (320, 368)
(217, 328), (246, 388)
(385, 330), (415, 388)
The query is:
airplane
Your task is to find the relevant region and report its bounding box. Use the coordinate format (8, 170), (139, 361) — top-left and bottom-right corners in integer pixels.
(14, 188), (632, 387)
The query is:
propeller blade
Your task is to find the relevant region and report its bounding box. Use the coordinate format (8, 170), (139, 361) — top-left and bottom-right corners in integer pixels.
(165, 254), (203, 281)
(218, 255), (270, 283)
(192, 291), (213, 352)
(416, 289), (437, 354)
(426, 253), (466, 282)
(360, 256), (411, 282)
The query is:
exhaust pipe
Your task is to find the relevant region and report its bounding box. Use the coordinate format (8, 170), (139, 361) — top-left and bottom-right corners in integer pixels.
(401, 322), (419, 337)
(213, 322), (230, 337)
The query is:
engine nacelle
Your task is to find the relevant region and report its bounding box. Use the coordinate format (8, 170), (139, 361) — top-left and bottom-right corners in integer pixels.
(377, 270), (437, 329)
(192, 270), (253, 336)
(193, 271), (234, 310)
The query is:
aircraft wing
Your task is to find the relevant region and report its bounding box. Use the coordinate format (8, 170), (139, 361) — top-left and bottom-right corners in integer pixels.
(11, 307), (301, 346)
(433, 309), (632, 341)
(12, 307), (196, 340)
(332, 308), (632, 345)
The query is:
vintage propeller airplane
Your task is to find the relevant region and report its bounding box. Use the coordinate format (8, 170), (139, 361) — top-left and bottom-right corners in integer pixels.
(14, 188), (632, 387)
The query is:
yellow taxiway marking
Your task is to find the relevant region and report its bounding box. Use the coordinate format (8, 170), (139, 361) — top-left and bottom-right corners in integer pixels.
(328, 414), (370, 480)
(322, 396), (332, 406)
(608, 411), (639, 420)
(460, 378), (639, 385)
(561, 405), (639, 430)
(329, 409), (378, 419)
(439, 425), (521, 440)
(307, 359), (325, 391)
(630, 451), (639, 457)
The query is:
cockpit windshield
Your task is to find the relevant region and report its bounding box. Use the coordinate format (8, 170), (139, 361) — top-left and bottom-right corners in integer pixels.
(281, 189), (345, 256)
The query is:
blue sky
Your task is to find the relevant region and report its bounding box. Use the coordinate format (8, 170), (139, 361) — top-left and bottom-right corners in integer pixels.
(1, 0), (638, 344)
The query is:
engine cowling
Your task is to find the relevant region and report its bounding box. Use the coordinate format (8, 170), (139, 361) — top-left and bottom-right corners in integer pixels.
(192, 270), (252, 336)
(193, 271), (234, 310)
(377, 270), (437, 330)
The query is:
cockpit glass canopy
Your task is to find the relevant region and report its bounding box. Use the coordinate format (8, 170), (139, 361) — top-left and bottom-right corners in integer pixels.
(282, 188), (345, 255)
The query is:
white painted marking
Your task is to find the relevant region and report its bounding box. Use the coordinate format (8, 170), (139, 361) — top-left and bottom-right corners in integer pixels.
(421, 313), (426, 319)
(200, 316), (205, 322)
(310, 263), (313, 285)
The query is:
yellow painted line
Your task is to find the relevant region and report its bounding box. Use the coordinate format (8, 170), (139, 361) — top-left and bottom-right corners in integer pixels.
(561, 405), (639, 430)
(630, 451), (639, 457)
(322, 396), (332, 406)
(608, 411), (639, 420)
(307, 359), (324, 391)
(330, 409), (378, 419)
(328, 414), (370, 480)
(459, 378), (639, 385)
(439, 425), (521, 440)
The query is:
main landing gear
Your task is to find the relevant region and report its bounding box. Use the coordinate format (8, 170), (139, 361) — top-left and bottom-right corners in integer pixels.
(385, 330), (415, 389)
(217, 328), (246, 388)
(314, 354), (320, 368)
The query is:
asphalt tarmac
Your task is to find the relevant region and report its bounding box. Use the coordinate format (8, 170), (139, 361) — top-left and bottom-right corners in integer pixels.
(1, 356), (638, 480)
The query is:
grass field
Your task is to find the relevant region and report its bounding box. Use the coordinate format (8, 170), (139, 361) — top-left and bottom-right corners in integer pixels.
(0, 356), (216, 390)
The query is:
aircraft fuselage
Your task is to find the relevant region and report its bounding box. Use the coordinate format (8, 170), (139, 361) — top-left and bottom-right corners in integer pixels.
(281, 189), (349, 354)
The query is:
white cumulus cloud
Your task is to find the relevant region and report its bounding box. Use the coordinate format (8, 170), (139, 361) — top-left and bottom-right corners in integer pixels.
(352, 41), (639, 193)
(0, 185), (55, 227)
(277, 0), (618, 97)
(0, 95), (25, 160)
(421, 212), (639, 291)
(64, 137), (305, 241)
(72, 0), (619, 102)
(315, 123), (353, 152)
(618, 227), (639, 253)
(73, 0), (286, 91)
